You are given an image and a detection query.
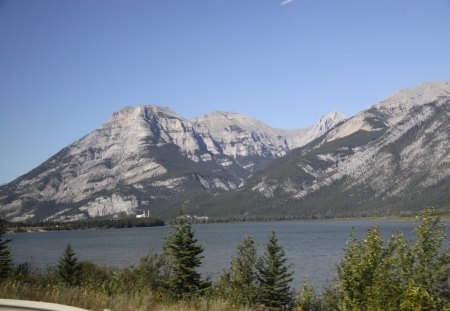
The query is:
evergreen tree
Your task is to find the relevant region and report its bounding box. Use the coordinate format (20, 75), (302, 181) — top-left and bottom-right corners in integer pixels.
(164, 213), (204, 298)
(57, 243), (81, 286)
(257, 231), (293, 310)
(0, 219), (12, 279)
(228, 236), (259, 306)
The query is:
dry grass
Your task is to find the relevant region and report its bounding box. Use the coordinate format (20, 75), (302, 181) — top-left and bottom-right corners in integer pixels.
(0, 280), (256, 311)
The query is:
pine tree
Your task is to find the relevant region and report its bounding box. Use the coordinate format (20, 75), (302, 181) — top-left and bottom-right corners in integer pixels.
(164, 213), (204, 298)
(0, 219), (13, 279)
(257, 231), (294, 310)
(228, 236), (259, 306)
(57, 243), (81, 286)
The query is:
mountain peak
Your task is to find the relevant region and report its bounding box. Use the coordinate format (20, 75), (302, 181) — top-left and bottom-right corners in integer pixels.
(374, 80), (450, 109)
(396, 80), (450, 98)
(193, 110), (255, 122)
(320, 111), (346, 120)
(310, 111), (347, 136)
(372, 80), (450, 125)
(192, 110), (273, 133)
(202, 110), (243, 118)
(318, 111), (347, 125)
(105, 105), (183, 128)
(3, 81), (448, 222)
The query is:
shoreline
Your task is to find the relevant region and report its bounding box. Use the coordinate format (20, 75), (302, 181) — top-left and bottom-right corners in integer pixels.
(7, 213), (450, 233)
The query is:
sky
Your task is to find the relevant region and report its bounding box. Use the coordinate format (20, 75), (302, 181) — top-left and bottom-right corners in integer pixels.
(1, 0), (450, 184)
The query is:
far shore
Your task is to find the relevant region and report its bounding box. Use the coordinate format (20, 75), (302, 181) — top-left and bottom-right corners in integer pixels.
(7, 212), (450, 234)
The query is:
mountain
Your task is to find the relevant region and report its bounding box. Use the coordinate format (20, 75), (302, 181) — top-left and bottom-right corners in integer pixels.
(3, 81), (449, 222)
(0, 106), (344, 222)
(195, 81), (450, 219)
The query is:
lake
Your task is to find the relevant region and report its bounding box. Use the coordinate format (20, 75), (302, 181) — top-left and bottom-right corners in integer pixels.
(7, 219), (450, 291)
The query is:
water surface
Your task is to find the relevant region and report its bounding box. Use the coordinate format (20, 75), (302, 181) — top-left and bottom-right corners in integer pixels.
(8, 219), (450, 290)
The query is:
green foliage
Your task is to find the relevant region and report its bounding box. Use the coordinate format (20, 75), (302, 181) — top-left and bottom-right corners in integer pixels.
(257, 231), (294, 310)
(337, 226), (385, 310)
(368, 232), (412, 310)
(106, 253), (171, 295)
(0, 219), (13, 279)
(218, 236), (259, 307)
(317, 283), (343, 311)
(336, 209), (450, 311)
(296, 281), (319, 311)
(402, 209), (450, 310)
(78, 260), (115, 294)
(164, 212), (205, 299)
(57, 243), (81, 286)
(1, 209), (449, 311)
(134, 253), (171, 291)
(22, 217), (165, 231)
(229, 236), (259, 306)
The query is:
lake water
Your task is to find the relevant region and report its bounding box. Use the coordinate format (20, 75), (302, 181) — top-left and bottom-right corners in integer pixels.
(7, 219), (450, 291)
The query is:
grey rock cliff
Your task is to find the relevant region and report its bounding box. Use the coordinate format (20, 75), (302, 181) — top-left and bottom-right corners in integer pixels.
(223, 81), (450, 218)
(7, 81), (448, 221)
(0, 105), (344, 222)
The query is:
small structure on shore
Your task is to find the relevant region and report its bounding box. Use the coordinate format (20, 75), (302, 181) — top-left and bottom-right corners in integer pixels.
(136, 210), (150, 219)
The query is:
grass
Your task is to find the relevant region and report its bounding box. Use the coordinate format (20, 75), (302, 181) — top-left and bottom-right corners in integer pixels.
(0, 280), (256, 311)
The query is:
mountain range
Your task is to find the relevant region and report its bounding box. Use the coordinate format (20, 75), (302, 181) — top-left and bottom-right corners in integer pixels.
(1, 81), (449, 222)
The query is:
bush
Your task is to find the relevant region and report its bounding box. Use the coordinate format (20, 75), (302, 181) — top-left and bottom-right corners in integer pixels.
(216, 236), (259, 307)
(1, 209), (448, 311)
(335, 209), (450, 310)
(296, 281), (319, 311)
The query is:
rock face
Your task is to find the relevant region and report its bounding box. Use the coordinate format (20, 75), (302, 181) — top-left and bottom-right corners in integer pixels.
(3, 81), (448, 222)
(203, 81), (450, 218)
(0, 106), (344, 222)
(191, 111), (345, 158)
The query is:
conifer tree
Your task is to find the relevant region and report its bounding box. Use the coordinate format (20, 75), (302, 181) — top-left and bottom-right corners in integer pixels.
(257, 231), (293, 310)
(0, 219), (12, 279)
(57, 243), (81, 286)
(228, 236), (259, 306)
(164, 212), (204, 298)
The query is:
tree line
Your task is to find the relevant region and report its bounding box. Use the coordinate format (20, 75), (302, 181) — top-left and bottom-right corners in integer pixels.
(9, 216), (165, 232)
(0, 209), (449, 310)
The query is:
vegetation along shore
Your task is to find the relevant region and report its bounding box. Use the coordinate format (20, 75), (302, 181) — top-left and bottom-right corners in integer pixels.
(7, 208), (450, 234)
(0, 209), (449, 311)
(5, 217), (165, 233)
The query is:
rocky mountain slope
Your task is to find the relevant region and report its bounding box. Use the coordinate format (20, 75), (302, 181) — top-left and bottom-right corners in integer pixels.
(0, 106), (344, 222)
(2, 81), (449, 222)
(195, 81), (450, 219)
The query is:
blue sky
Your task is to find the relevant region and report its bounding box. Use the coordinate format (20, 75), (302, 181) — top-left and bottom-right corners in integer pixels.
(1, 0), (449, 184)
